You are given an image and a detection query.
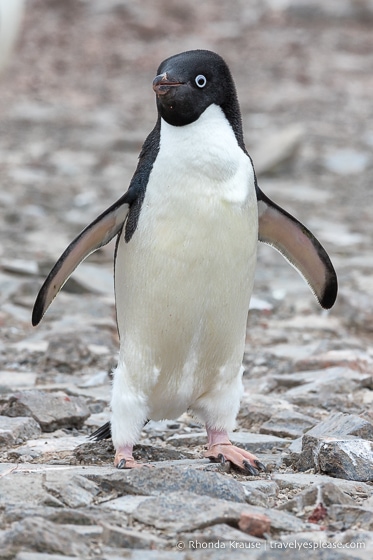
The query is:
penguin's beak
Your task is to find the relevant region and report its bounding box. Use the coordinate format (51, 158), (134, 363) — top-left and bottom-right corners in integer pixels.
(152, 73), (184, 96)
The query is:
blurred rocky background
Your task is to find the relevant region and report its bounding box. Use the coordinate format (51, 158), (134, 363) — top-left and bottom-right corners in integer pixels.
(0, 0), (372, 558)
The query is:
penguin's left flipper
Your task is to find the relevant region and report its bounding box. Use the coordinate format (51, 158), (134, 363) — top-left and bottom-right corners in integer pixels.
(32, 193), (131, 326)
(257, 188), (338, 309)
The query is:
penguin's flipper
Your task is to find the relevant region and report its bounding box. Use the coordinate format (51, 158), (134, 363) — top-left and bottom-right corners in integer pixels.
(32, 195), (130, 326)
(257, 188), (337, 309)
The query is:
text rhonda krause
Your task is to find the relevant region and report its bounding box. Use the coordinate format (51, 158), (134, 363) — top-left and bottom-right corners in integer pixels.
(187, 540), (366, 550)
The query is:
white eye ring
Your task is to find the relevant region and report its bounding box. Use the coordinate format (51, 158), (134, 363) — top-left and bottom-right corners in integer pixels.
(195, 74), (207, 88)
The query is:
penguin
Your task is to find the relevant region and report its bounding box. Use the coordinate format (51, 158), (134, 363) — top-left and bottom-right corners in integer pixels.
(32, 50), (337, 474)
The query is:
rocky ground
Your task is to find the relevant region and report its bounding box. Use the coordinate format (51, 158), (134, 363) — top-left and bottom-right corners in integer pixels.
(0, 0), (373, 558)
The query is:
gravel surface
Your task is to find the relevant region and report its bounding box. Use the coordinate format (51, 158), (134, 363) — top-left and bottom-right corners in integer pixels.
(0, 1), (372, 558)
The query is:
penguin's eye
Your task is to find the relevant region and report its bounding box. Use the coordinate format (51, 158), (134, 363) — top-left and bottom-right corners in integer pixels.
(195, 74), (207, 88)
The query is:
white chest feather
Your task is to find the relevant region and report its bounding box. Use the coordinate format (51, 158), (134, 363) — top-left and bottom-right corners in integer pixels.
(115, 104), (258, 421)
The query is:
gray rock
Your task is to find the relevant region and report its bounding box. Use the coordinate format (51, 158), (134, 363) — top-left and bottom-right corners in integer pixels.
(292, 434), (373, 481)
(337, 289), (373, 333)
(0, 416), (41, 445)
(230, 432), (291, 452)
(272, 473), (373, 497)
(334, 529), (373, 560)
(167, 430), (290, 453)
(132, 491), (245, 532)
(3, 517), (89, 556)
(328, 505), (373, 531)
(251, 124), (304, 175)
(288, 412), (373, 460)
(282, 368), (373, 407)
(128, 465), (247, 502)
(101, 523), (166, 549)
(88, 464), (247, 503)
(1, 258), (39, 276)
(1, 390), (90, 431)
(100, 495), (150, 514)
(166, 432), (206, 447)
(323, 148), (370, 175)
(242, 481), (278, 508)
(16, 553), (78, 560)
(318, 438), (373, 482)
(64, 262), (113, 296)
(0, 467), (63, 508)
(132, 491), (318, 535)
(259, 410), (317, 439)
(42, 471), (100, 508)
(278, 481), (355, 516)
(0, 370), (38, 392)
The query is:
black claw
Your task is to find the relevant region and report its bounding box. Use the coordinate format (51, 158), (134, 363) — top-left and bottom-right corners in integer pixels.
(117, 459), (126, 469)
(217, 453), (226, 465)
(254, 460), (266, 472)
(243, 460), (258, 476)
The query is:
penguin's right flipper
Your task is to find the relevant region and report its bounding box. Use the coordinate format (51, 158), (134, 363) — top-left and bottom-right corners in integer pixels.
(32, 194), (131, 326)
(257, 187), (337, 309)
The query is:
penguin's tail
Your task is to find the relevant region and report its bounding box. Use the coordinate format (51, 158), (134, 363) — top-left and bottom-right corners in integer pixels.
(90, 421), (111, 441)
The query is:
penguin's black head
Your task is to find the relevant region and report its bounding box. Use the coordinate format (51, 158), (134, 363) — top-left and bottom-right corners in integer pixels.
(153, 50), (243, 143)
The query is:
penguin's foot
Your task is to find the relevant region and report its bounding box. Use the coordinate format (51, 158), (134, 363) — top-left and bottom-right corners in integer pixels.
(114, 445), (141, 469)
(204, 428), (266, 475)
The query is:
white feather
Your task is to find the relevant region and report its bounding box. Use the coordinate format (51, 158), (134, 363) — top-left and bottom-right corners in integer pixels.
(111, 104), (258, 448)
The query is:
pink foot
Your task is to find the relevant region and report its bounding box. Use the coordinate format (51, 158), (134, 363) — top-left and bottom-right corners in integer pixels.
(204, 428), (266, 475)
(114, 444), (143, 469)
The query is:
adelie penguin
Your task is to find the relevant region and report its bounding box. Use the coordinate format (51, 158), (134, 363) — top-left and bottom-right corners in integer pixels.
(32, 50), (337, 474)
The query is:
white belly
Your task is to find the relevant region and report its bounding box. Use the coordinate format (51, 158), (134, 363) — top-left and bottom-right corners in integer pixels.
(114, 105), (258, 421)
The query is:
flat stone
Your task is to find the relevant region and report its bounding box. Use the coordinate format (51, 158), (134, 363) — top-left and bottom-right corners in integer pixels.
(8, 434), (87, 460)
(15, 553), (78, 560)
(1, 258), (39, 276)
(0, 371), (38, 392)
(230, 432), (291, 452)
(276, 367), (372, 389)
(167, 430), (290, 453)
(283, 368), (373, 407)
(1, 390), (90, 431)
(89, 464), (247, 503)
(0, 416), (41, 446)
(166, 432), (206, 447)
(100, 495), (150, 514)
(238, 394), (295, 429)
(295, 350), (373, 373)
(259, 410), (317, 439)
(272, 473), (373, 497)
(132, 491), (318, 535)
